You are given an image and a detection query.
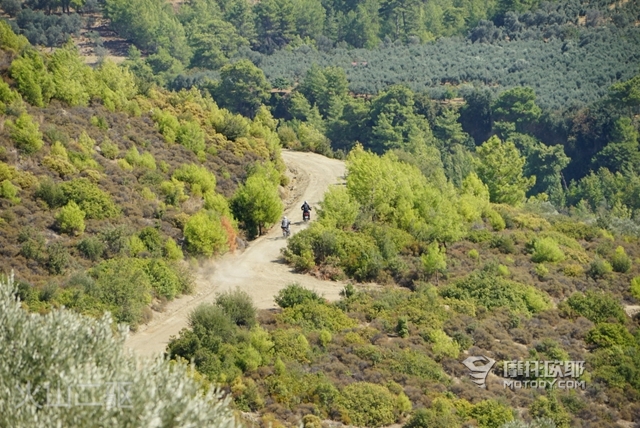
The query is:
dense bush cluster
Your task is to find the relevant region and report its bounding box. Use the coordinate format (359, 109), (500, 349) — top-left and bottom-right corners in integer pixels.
(0, 275), (240, 427)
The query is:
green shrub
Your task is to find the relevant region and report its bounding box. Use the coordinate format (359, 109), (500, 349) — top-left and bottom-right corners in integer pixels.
(160, 179), (188, 206)
(77, 236), (105, 261)
(125, 146), (156, 170)
(272, 329), (311, 362)
(100, 139), (119, 159)
(215, 288), (257, 328)
(7, 112), (43, 154)
(565, 291), (625, 324)
(45, 242), (69, 275)
(531, 237), (564, 263)
(89, 258), (152, 326)
(275, 283), (323, 308)
(610, 246), (632, 273)
(586, 323), (635, 348)
(36, 177), (66, 208)
(631, 276), (640, 300)
(184, 210), (228, 256)
(490, 234), (516, 254)
(534, 263), (549, 279)
(440, 270), (551, 315)
(56, 201), (86, 235)
(188, 303), (236, 338)
(396, 317), (409, 338)
(127, 235), (146, 257)
(428, 329), (460, 359)
(318, 185), (360, 230)
(485, 209), (506, 231)
(338, 382), (399, 427)
(471, 400), (514, 428)
(163, 238), (184, 261)
(117, 158), (133, 171)
(143, 258), (183, 300)
(138, 226), (163, 256)
(587, 257), (613, 280)
(0, 274), (241, 427)
(177, 121), (206, 153)
(563, 264), (583, 277)
(279, 300), (357, 332)
(0, 179), (20, 203)
(173, 163), (217, 194)
(468, 248), (479, 260)
(59, 178), (119, 219)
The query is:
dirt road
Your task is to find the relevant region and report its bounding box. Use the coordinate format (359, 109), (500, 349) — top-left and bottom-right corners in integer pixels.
(125, 151), (346, 357)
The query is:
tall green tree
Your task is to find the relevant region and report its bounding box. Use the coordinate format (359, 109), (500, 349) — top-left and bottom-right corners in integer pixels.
(214, 59), (271, 118)
(231, 166), (283, 238)
(493, 86), (541, 131)
(475, 135), (535, 205)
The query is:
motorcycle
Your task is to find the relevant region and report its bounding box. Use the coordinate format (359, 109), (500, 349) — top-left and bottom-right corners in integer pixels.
(282, 225), (291, 238)
(303, 209), (311, 222)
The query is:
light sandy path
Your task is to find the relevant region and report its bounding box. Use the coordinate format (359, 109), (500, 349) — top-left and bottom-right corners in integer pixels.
(125, 151), (346, 357)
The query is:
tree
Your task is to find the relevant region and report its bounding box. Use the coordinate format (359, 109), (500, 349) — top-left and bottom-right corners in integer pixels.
(56, 201), (86, 235)
(231, 167), (283, 238)
(7, 112), (44, 155)
(475, 135), (535, 205)
(253, 0), (296, 53)
(318, 185), (360, 230)
(492, 87), (541, 130)
(184, 210), (229, 256)
(215, 60), (271, 118)
(592, 117), (640, 175)
(422, 242), (446, 284)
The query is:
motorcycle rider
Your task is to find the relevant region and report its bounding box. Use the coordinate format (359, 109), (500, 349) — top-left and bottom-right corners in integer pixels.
(281, 216), (291, 236)
(301, 200), (312, 220)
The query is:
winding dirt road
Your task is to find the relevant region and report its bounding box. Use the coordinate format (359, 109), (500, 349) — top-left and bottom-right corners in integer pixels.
(125, 151), (346, 357)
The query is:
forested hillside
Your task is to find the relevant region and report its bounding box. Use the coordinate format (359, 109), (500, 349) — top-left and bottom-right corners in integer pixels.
(1, 0), (640, 427)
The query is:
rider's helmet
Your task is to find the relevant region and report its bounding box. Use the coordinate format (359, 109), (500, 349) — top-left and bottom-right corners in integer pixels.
(283, 216), (288, 220)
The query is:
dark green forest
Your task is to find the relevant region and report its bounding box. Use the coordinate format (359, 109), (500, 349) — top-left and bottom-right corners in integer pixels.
(1, 0), (640, 426)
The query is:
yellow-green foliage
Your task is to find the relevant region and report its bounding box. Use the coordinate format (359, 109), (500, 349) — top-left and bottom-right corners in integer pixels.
(531, 237), (565, 263)
(152, 109), (180, 143)
(100, 139), (119, 159)
(318, 185), (360, 230)
(484, 208), (506, 231)
(160, 179), (188, 206)
(140, 187), (156, 201)
(535, 263), (549, 279)
(177, 121), (206, 154)
(125, 146), (156, 170)
(631, 276), (640, 300)
(471, 400), (514, 428)
(512, 213), (551, 231)
(127, 235), (146, 257)
(0, 79), (21, 113)
(7, 112), (43, 154)
(468, 248), (479, 260)
(76, 131), (95, 154)
(427, 329), (460, 359)
(278, 301), (357, 332)
(93, 59), (137, 111)
(10, 49), (55, 107)
(117, 158), (134, 171)
(0, 179), (20, 204)
(610, 246), (632, 273)
(271, 329), (311, 363)
(337, 382), (401, 427)
(346, 145), (466, 244)
(173, 163), (216, 194)
(163, 238), (184, 261)
(55, 201), (86, 235)
(0, 20), (28, 52)
(204, 191), (232, 218)
(441, 270), (551, 315)
(43, 142), (78, 177)
(0, 161), (36, 189)
(59, 178), (119, 219)
(49, 42), (94, 107)
(183, 210), (228, 256)
(563, 263), (584, 277)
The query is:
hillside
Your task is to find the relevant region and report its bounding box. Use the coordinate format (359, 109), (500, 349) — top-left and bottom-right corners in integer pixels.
(1, 1), (640, 427)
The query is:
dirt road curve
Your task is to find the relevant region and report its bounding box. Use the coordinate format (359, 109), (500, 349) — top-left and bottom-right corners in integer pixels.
(125, 151), (346, 357)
